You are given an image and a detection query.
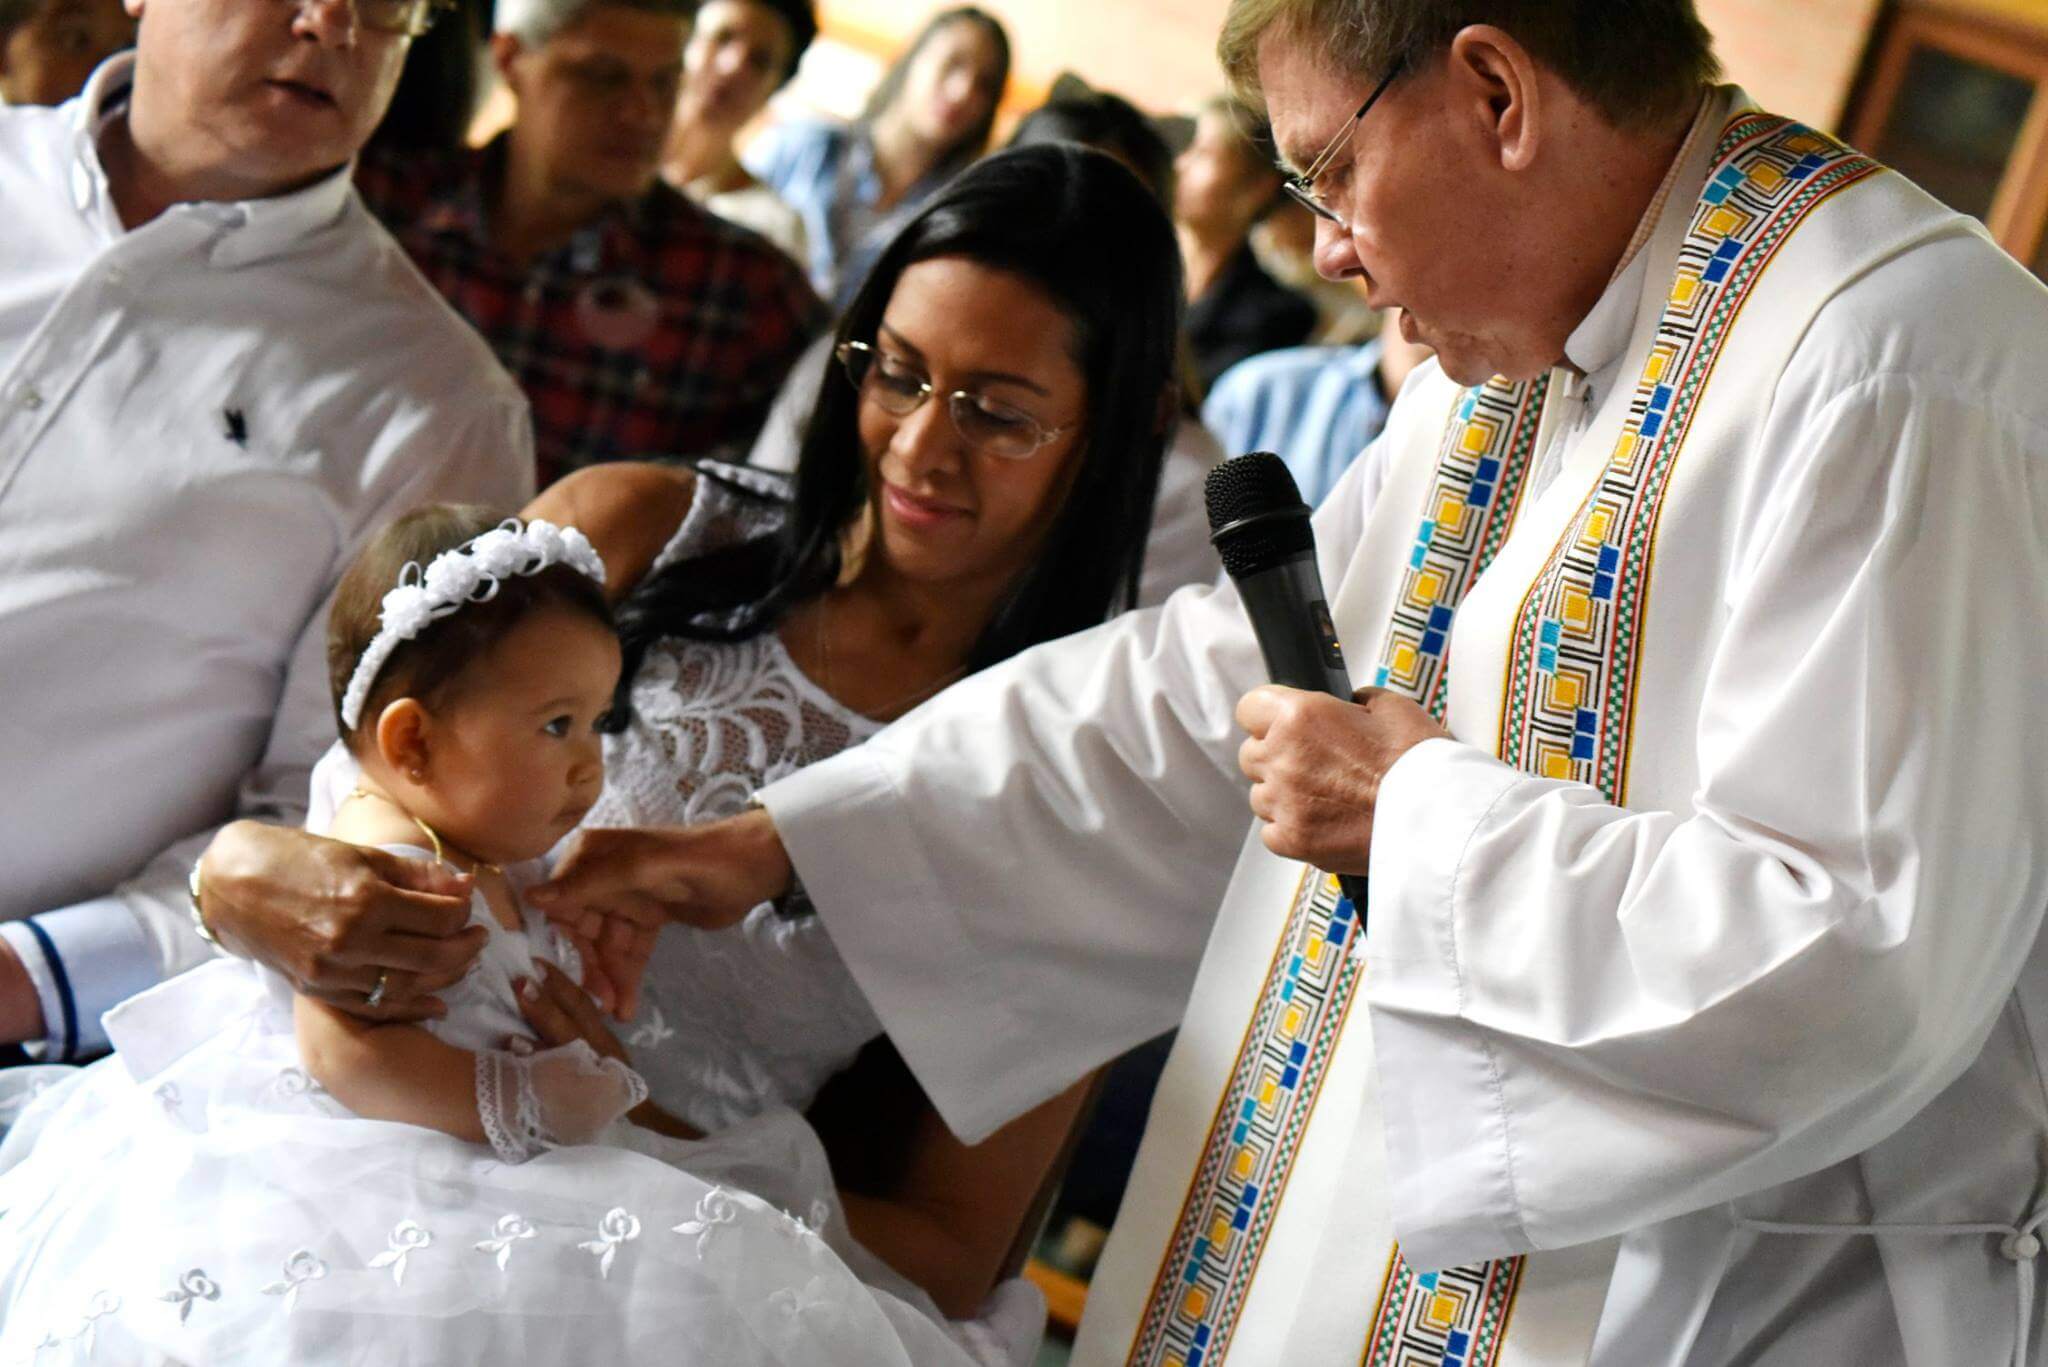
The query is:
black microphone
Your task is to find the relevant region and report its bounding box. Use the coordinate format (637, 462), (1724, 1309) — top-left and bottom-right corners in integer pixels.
(1206, 452), (1369, 914)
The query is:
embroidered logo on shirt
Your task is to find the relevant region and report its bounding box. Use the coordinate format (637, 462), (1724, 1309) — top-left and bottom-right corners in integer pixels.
(223, 408), (248, 447)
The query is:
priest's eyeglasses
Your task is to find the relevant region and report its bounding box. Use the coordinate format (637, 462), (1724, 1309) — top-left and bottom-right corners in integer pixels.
(836, 341), (1076, 460)
(1282, 56), (1404, 229)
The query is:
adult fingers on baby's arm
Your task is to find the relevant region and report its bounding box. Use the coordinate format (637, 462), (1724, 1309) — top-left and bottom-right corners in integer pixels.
(357, 924), (490, 979)
(514, 974), (581, 1048)
(300, 973), (446, 1024)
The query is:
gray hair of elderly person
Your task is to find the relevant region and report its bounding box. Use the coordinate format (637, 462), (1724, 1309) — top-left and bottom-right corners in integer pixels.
(1217, 0), (1720, 130)
(492, 0), (693, 48)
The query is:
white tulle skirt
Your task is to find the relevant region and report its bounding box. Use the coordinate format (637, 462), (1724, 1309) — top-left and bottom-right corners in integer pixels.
(0, 962), (1002, 1366)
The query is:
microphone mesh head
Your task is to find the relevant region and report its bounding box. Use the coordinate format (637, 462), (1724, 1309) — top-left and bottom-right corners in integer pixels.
(1205, 452), (1314, 578)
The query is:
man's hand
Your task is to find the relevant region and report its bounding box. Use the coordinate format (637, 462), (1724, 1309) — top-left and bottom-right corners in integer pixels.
(200, 820), (486, 1022)
(527, 811), (792, 1021)
(0, 940), (44, 1046)
(1235, 685), (1450, 874)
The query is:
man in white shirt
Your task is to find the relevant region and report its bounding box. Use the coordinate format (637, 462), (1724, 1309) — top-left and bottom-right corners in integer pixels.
(0, 0), (533, 1062)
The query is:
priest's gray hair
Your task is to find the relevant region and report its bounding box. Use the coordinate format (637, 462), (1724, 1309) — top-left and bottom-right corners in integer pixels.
(1218, 0), (1721, 131)
(494, 0), (692, 48)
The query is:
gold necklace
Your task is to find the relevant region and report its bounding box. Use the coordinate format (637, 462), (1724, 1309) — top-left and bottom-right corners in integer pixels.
(343, 787), (502, 877)
(809, 599), (965, 721)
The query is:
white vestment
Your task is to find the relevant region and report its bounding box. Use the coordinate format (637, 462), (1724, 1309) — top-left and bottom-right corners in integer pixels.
(759, 91), (2048, 1364)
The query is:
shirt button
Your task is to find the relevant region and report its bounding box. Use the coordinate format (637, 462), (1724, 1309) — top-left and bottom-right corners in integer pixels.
(17, 386), (42, 411)
(2002, 1232), (2041, 1260)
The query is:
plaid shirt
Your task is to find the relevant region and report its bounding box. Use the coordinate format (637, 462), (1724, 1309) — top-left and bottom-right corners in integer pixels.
(357, 139), (824, 488)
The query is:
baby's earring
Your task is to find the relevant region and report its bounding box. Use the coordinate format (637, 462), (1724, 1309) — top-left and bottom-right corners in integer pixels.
(408, 766), (426, 784)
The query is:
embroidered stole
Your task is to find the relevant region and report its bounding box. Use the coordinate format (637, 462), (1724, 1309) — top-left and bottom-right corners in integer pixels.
(1087, 112), (1882, 1367)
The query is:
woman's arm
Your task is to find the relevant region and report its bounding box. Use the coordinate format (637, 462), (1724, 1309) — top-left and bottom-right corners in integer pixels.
(523, 462), (697, 607)
(839, 1076), (1094, 1320)
(294, 994), (487, 1142)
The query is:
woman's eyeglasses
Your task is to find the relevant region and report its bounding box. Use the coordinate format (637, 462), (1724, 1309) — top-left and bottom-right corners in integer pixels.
(836, 341), (1075, 460)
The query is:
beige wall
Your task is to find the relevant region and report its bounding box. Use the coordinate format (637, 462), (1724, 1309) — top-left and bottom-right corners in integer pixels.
(817, 0), (1889, 126)
(1697, 0), (1885, 130)
(813, 1), (2048, 134)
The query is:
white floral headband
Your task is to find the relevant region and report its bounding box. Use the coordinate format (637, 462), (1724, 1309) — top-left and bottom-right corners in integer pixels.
(339, 518), (607, 730)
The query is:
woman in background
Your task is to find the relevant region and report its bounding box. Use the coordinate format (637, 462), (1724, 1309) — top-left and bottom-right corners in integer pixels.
(663, 0), (816, 262)
(747, 5), (1008, 307)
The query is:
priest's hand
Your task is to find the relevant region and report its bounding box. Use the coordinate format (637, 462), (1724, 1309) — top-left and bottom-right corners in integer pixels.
(199, 821), (486, 1023)
(1235, 686), (1450, 874)
(527, 811), (792, 1018)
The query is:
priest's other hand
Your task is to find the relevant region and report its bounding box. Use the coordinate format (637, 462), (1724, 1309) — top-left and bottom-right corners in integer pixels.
(1235, 686), (1450, 874)
(199, 821), (486, 1023)
(528, 810), (792, 1017)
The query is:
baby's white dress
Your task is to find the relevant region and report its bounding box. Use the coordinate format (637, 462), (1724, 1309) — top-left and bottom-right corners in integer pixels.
(0, 852), (979, 1365)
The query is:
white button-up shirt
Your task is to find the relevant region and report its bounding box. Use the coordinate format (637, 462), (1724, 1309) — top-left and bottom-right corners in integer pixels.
(0, 57), (535, 1057)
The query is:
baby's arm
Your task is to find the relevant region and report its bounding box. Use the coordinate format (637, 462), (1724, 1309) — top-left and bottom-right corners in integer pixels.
(294, 995), (487, 1143)
(295, 990), (648, 1160)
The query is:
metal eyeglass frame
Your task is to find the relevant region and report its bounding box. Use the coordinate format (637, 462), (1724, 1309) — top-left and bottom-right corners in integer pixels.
(1281, 55), (1405, 229)
(835, 340), (1075, 460)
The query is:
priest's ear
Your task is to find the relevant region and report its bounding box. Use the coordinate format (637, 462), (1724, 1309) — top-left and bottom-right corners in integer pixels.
(1443, 24), (1542, 174)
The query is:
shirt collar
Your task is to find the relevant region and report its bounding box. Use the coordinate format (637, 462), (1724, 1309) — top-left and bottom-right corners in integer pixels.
(424, 133), (658, 272)
(1561, 87), (1727, 381)
(71, 51), (355, 266)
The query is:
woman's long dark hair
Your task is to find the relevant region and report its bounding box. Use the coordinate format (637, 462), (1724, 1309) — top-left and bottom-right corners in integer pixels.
(609, 142), (1184, 714)
(860, 7), (1011, 177)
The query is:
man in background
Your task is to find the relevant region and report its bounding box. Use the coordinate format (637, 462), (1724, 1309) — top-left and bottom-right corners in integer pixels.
(355, 0), (822, 488)
(0, 0), (130, 105)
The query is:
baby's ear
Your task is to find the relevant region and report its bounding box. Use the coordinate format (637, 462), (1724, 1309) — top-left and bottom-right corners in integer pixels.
(373, 697), (434, 784)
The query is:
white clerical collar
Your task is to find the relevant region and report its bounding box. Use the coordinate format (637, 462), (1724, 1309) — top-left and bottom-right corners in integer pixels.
(1562, 87), (1729, 381)
(70, 52), (355, 266)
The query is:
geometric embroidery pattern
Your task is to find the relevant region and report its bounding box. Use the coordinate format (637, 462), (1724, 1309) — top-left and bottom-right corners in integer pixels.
(1362, 1251), (1525, 1367)
(1373, 374), (1549, 721)
(1498, 115), (1880, 807)
(1128, 868), (1365, 1367)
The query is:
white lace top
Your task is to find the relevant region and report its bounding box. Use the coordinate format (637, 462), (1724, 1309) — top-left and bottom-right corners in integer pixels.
(586, 464), (885, 1134)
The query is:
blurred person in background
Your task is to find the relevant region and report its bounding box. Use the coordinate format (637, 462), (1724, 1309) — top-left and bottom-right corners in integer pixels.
(1252, 193), (1380, 344)
(1006, 75), (1175, 208)
(1174, 93), (1316, 390)
(0, 0), (130, 106)
(661, 0), (814, 263)
(747, 5), (1008, 308)
(356, 0), (822, 487)
(1204, 305), (1434, 506)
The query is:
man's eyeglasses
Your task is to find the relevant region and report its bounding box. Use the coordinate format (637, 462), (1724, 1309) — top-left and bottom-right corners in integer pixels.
(353, 0), (455, 37)
(836, 341), (1075, 460)
(1281, 56), (1404, 229)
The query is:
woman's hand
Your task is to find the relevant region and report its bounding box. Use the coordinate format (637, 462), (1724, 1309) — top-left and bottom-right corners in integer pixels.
(526, 811), (793, 1018)
(199, 820), (487, 1022)
(515, 961), (631, 1066)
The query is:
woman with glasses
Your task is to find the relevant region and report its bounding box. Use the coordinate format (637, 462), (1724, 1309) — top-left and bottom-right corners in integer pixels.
(157, 142), (1183, 1362)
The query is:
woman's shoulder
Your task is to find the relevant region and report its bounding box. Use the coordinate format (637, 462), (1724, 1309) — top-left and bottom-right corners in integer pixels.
(526, 463), (699, 603)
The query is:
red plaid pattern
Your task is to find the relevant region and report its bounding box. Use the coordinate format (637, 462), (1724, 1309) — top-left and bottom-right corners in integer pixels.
(356, 140), (824, 488)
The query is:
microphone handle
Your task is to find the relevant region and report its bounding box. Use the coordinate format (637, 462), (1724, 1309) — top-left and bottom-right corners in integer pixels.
(1233, 555), (1371, 915)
